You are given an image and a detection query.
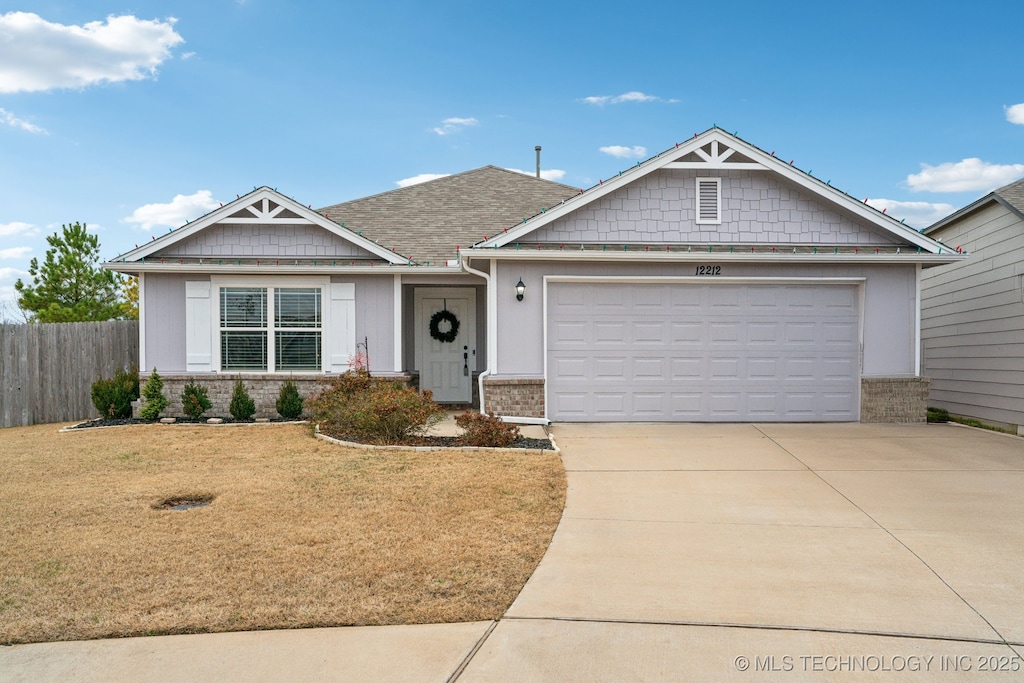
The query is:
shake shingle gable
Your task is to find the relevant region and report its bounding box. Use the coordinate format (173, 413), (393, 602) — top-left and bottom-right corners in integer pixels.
(319, 166), (580, 264)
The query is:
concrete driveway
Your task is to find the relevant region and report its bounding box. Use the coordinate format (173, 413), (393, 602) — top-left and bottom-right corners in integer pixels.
(4, 423), (1023, 681)
(461, 422), (1024, 681)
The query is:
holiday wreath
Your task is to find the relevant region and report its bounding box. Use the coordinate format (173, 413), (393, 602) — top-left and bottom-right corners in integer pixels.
(429, 309), (460, 343)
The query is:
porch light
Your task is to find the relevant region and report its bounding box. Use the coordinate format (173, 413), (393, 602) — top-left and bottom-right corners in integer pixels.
(515, 278), (526, 302)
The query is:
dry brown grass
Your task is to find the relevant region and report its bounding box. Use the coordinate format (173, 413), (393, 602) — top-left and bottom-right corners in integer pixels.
(0, 422), (566, 644)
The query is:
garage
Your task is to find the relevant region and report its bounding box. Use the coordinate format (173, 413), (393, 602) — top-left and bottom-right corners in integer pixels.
(545, 280), (861, 422)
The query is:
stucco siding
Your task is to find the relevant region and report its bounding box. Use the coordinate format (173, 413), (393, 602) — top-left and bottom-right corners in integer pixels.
(922, 203), (1024, 426)
(153, 223), (377, 259)
(493, 260), (917, 379)
(143, 273), (194, 372)
(530, 170), (900, 246)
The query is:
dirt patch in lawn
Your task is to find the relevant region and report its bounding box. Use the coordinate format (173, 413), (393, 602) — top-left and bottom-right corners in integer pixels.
(0, 422), (566, 644)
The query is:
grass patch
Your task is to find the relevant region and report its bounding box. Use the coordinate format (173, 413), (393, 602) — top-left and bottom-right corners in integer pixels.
(948, 415), (1016, 434)
(0, 423), (566, 644)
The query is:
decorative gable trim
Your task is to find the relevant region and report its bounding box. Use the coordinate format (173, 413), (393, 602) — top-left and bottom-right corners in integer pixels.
(115, 187), (407, 265)
(476, 129), (949, 254)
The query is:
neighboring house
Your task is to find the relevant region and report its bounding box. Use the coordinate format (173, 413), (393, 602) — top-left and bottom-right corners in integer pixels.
(105, 128), (960, 422)
(921, 178), (1024, 434)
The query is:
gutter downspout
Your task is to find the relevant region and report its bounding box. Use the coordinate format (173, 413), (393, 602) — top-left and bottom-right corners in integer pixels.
(460, 256), (492, 415)
(461, 255), (551, 426)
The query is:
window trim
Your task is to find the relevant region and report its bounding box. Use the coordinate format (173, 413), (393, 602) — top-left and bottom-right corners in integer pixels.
(211, 276), (329, 374)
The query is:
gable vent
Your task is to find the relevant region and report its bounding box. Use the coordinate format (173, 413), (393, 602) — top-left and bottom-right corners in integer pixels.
(696, 177), (721, 224)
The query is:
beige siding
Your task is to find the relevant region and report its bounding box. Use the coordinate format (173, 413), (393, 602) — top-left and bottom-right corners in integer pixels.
(921, 203), (1024, 426)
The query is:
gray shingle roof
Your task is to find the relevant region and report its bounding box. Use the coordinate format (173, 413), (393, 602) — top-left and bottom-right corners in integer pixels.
(995, 177), (1024, 215)
(319, 166), (580, 264)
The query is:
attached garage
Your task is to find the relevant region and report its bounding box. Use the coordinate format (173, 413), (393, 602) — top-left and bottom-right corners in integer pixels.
(545, 279), (862, 422)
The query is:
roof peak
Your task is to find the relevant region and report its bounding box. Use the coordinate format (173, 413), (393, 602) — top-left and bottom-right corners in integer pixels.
(319, 165), (579, 212)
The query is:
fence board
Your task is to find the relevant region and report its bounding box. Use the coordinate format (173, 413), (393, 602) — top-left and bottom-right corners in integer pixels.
(0, 321), (139, 428)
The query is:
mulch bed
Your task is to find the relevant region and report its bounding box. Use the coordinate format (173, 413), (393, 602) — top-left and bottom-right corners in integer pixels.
(316, 427), (555, 451)
(69, 418), (556, 450)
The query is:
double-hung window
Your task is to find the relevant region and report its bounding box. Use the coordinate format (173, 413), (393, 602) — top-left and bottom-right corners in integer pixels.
(219, 286), (322, 372)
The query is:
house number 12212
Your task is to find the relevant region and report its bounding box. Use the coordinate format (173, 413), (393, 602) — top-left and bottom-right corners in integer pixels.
(694, 265), (722, 275)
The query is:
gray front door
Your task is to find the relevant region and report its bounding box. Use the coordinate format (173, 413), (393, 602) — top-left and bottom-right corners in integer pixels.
(546, 281), (860, 422)
(415, 287), (476, 403)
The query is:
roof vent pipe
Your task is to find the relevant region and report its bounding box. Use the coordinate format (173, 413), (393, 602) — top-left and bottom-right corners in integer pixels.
(535, 146), (541, 178)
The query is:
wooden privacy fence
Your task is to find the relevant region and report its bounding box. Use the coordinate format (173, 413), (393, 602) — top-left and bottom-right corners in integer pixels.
(1, 321), (139, 428)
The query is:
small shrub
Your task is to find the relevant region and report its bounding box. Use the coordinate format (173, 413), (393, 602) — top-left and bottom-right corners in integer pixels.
(927, 406), (949, 423)
(229, 377), (256, 420)
(181, 379), (213, 420)
(455, 411), (521, 447)
(276, 380), (304, 419)
(307, 368), (444, 444)
(90, 366), (139, 418)
(139, 369), (168, 421)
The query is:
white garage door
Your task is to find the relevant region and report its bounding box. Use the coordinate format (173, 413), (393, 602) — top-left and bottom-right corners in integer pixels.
(546, 281), (860, 422)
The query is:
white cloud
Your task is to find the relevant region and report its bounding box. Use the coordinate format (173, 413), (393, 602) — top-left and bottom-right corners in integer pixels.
(181, 51), (196, 60)
(599, 145), (647, 159)
(122, 190), (220, 231)
(432, 117), (478, 136)
(506, 168), (567, 182)
(395, 173), (451, 188)
(1006, 103), (1024, 125)
(0, 221), (37, 237)
(865, 199), (956, 229)
(0, 246), (32, 259)
(906, 158), (1024, 193)
(0, 108), (46, 134)
(0, 12), (184, 94)
(580, 91), (674, 106)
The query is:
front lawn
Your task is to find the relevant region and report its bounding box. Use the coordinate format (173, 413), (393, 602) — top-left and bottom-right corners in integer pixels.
(0, 423), (565, 644)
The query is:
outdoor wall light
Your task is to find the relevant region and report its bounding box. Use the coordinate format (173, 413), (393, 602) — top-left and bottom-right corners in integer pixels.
(515, 278), (526, 302)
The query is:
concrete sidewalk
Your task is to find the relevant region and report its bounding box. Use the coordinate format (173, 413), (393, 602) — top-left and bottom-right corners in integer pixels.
(3, 423), (1022, 681)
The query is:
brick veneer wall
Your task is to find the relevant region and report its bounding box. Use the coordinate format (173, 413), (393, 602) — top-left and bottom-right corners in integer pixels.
(483, 377), (545, 418)
(138, 373), (411, 419)
(860, 377), (931, 423)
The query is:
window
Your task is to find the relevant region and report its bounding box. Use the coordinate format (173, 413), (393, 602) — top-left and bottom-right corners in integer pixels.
(696, 177), (721, 224)
(219, 286), (321, 372)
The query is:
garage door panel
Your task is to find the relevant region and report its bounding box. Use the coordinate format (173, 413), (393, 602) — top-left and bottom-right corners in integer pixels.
(633, 393), (667, 415)
(670, 322), (704, 344)
(595, 322), (627, 343)
(593, 393), (627, 416)
(593, 356), (626, 378)
(670, 357), (703, 379)
(551, 320), (587, 344)
(547, 282), (860, 422)
(632, 357), (666, 378)
(710, 322), (742, 343)
(633, 321), (667, 343)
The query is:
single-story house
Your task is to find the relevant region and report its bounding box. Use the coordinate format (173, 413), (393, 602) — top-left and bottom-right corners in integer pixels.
(921, 177), (1024, 434)
(105, 128), (961, 422)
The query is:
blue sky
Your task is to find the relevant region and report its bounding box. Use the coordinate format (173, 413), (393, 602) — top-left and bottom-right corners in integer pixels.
(1, 1), (1022, 318)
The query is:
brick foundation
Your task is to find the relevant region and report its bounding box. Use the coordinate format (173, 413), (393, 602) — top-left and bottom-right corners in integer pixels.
(860, 377), (931, 423)
(483, 377), (545, 418)
(137, 373), (411, 419)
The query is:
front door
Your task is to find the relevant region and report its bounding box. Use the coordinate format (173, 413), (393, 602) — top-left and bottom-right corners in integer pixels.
(414, 287), (476, 403)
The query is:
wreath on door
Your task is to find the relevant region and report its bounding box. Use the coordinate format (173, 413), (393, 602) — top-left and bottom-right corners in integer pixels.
(429, 309), (460, 343)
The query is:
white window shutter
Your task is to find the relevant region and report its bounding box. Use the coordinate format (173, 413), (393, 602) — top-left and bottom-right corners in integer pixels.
(185, 281), (213, 372)
(696, 177), (722, 224)
(328, 283), (356, 373)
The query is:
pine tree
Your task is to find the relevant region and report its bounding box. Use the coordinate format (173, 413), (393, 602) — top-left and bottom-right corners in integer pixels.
(14, 222), (123, 322)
